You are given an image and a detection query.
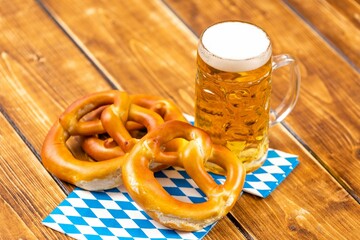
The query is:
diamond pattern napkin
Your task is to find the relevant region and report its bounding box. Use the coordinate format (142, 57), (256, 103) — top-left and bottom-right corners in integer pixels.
(243, 149), (298, 197)
(42, 149), (299, 240)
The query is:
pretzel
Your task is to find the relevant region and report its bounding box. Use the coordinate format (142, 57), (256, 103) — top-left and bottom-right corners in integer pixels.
(122, 120), (246, 231)
(41, 121), (126, 190)
(41, 91), (187, 190)
(71, 91), (186, 161)
(131, 94), (186, 122)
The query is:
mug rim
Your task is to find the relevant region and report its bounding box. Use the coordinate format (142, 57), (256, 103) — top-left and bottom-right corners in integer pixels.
(198, 20), (272, 72)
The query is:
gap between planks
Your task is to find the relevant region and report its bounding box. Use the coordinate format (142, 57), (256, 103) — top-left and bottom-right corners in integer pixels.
(0, 107), (70, 196)
(34, 0), (123, 90)
(282, 121), (360, 204)
(282, 0), (360, 73)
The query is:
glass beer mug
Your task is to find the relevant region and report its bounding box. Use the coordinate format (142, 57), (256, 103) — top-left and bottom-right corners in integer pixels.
(195, 21), (300, 173)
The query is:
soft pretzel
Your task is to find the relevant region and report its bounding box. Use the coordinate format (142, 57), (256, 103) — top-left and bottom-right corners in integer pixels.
(78, 91), (187, 161)
(130, 94), (187, 122)
(122, 120), (246, 231)
(41, 121), (126, 190)
(41, 91), (187, 190)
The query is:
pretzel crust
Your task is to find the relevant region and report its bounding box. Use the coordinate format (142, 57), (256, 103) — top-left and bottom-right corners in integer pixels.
(41, 121), (126, 190)
(41, 91), (186, 190)
(122, 120), (246, 231)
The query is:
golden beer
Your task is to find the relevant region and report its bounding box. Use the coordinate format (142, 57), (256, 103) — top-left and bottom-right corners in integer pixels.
(195, 56), (272, 172)
(195, 21), (273, 173)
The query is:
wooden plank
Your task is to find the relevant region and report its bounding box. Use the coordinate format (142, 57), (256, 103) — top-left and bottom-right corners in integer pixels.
(163, 0), (360, 199)
(38, 0), (198, 115)
(285, 0), (360, 70)
(0, 0), (112, 155)
(231, 124), (360, 239)
(204, 217), (246, 240)
(0, 113), (70, 239)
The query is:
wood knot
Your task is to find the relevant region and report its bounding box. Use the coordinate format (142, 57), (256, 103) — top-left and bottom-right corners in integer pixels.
(355, 147), (360, 160)
(28, 53), (45, 63)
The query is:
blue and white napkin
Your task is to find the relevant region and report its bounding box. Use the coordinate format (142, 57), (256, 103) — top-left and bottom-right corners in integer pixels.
(42, 148), (298, 239)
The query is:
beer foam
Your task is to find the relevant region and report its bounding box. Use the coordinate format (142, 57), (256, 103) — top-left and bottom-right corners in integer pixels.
(199, 22), (272, 72)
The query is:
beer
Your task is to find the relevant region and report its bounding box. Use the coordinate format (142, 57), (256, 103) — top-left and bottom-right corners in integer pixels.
(195, 21), (273, 172)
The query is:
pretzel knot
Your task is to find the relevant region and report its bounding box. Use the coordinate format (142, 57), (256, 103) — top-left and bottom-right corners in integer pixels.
(41, 90), (186, 190)
(122, 120), (246, 231)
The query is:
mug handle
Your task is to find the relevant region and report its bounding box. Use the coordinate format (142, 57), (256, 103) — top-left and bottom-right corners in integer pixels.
(270, 54), (301, 126)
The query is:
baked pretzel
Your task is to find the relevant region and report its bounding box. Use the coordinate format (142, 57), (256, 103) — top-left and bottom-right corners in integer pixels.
(41, 121), (126, 190)
(78, 91), (187, 161)
(122, 120), (246, 231)
(41, 91), (187, 190)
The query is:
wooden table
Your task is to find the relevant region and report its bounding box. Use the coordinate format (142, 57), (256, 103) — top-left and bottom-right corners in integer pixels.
(1, 0), (359, 239)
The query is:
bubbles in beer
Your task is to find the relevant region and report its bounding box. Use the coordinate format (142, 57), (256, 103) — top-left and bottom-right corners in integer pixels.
(199, 21), (271, 72)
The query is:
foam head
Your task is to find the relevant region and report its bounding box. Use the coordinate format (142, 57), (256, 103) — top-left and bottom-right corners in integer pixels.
(198, 21), (272, 72)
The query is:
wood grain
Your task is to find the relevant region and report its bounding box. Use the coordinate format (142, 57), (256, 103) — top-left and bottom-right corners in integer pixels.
(204, 217), (247, 240)
(38, 0), (198, 115)
(221, 124), (360, 239)
(285, 0), (360, 70)
(163, 0), (360, 199)
(0, 113), (70, 239)
(0, 0), (112, 153)
(235, 124), (360, 239)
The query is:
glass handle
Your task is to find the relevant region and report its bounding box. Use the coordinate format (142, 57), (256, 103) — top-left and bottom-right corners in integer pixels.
(270, 54), (301, 126)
